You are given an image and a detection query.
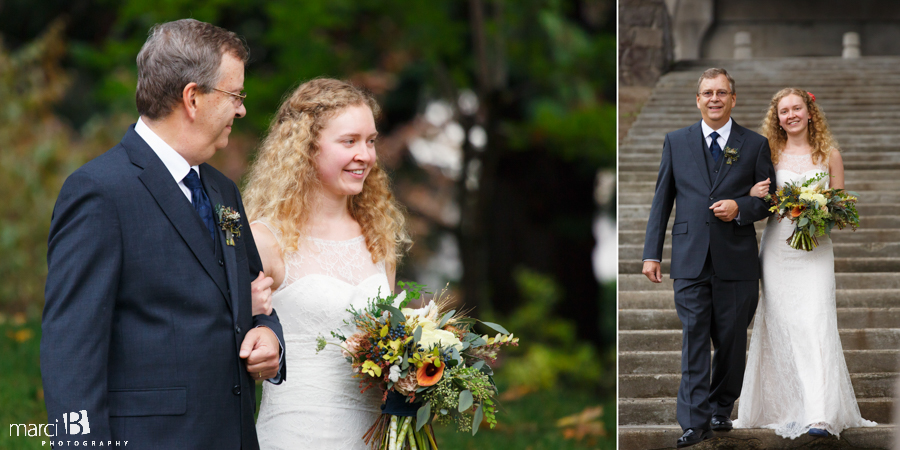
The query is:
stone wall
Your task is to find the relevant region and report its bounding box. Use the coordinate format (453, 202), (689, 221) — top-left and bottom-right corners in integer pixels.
(619, 0), (673, 87)
(702, 0), (900, 58)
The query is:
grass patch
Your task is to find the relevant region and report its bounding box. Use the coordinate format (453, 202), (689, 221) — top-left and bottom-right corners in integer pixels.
(1, 315), (46, 449)
(432, 384), (615, 450)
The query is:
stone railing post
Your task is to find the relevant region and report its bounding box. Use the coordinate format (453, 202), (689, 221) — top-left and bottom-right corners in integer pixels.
(843, 32), (861, 59)
(734, 31), (752, 59)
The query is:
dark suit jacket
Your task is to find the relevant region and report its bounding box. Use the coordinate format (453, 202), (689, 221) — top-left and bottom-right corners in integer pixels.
(41, 125), (286, 450)
(642, 120), (776, 280)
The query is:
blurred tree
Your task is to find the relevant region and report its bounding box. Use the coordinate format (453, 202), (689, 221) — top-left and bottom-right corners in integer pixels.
(0, 0), (615, 347)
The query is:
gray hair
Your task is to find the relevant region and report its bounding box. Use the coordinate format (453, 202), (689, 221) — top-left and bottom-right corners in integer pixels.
(136, 19), (248, 119)
(697, 67), (735, 95)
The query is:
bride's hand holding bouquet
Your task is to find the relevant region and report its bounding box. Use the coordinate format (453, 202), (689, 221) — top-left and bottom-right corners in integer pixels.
(750, 172), (859, 251)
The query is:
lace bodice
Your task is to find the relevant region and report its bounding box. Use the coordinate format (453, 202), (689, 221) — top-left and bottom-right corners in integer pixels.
(253, 220), (386, 290)
(775, 152), (827, 178)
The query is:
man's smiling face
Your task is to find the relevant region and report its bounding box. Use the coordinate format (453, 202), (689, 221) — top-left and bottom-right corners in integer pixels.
(696, 74), (736, 129)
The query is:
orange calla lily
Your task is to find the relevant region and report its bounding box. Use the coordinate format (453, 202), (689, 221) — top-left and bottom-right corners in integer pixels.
(791, 206), (803, 217)
(416, 359), (445, 386)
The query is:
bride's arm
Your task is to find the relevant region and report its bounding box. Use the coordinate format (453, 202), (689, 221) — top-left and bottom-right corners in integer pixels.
(829, 150), (845, 189)
(387, 263), (396, 294)
(251, 223), (286, 292)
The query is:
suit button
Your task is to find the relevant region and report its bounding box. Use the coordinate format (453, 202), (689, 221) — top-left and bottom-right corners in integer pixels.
(232, 385), (241, 395)
(706, 222), (709, 226)
(235, 326), (242, 334)
(219, 259), (224, 266)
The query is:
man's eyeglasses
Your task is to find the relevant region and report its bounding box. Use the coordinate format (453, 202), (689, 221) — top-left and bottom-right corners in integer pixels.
(212, 87), (247, 106)
(699, 90), (732, 99)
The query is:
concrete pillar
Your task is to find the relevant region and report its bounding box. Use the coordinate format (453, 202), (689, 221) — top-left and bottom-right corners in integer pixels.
(843, 32), (861, 59)
(670, 0), (714, 61)
(734, 31), (752, 59)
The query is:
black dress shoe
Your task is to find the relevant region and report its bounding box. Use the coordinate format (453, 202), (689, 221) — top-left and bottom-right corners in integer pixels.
(676, 428), (713, 448)
(710, 416), (733, 431)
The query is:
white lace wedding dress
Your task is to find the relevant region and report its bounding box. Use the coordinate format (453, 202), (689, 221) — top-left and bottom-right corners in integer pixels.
(734, 153), (876, 438)
(254, 221), (387, 449)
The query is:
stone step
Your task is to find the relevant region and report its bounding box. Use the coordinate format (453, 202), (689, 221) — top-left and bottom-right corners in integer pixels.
(620, 289), (900, 310)
(620, 161), (900, 172)
(619, 189), (900, 205)
(618, 329), (900, 352)
(617, 215), (900, 232)
(618, 397), (893, 427)
(619, 181), (900, 193)
(620, 257), (900, 274)
(618, 228), (900, 245)
(618, 350), (900, 375)
(630, 118), (900, 131)
(619, 242), (900, 259)
(618, 171), (900, 183)
(617, 424), (897, 450)
(619, 308), (900, 331)
(618, 152), (900, 162)
(618, 273), (900, 291)
(618, 372), (898, 399)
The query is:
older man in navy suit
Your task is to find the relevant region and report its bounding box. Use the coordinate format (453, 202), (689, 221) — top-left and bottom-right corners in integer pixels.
(642, 68), (776, 448)
(42, 19), (284, 449)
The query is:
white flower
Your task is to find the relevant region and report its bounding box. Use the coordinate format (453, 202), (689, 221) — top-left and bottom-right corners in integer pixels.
(402, 300), (438, 321)
(415, 316), (463, 352)
(389, 364), (402, 382)
(800, 192), (827, 208)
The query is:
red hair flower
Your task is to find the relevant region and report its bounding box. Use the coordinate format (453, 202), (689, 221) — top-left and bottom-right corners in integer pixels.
(807, 92), (816, 103)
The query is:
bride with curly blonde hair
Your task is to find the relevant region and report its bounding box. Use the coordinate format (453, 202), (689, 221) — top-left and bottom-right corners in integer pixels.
(245, 78), (411, 449)
(735, 88), (875, 439)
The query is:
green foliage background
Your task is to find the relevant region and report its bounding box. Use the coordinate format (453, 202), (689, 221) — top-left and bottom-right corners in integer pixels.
(0, 1), (616, 448)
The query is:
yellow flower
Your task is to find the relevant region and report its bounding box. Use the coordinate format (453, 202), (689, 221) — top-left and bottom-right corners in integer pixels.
(361, 360), (382, 377)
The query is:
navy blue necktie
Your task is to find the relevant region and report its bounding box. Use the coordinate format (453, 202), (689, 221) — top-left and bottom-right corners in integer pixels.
(182, 170), (216, 240)
(709, 131), (723, 163)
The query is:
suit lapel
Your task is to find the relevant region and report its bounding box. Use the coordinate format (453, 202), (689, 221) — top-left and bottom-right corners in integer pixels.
(710, 122), (745, 193)
(202, 164), (239, 322)
(684, 121), (712, 190)
(122, 127), (230, 304)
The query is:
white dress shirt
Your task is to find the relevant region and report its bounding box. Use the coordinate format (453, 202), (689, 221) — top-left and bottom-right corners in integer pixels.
(134, 117), (199, 203)
(701, 117), (733, 152)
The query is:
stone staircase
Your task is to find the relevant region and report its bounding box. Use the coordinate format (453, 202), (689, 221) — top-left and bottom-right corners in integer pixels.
(618, 58), (900, 449)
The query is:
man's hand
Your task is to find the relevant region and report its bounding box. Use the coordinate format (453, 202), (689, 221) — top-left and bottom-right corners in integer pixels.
(642, 261), (663, 283)
(240, 326), (280, 380)
(251, 271), (274, 316)
(710, 199), (739, 222)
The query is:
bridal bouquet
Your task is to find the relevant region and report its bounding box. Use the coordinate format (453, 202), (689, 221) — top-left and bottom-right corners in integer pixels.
(764, 172), (860, 251)
(317, 282), (518, 450)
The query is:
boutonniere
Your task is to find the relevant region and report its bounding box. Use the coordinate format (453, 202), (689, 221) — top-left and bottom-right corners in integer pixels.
(214, 204), (242, 246)
(723, 146), (740, 165)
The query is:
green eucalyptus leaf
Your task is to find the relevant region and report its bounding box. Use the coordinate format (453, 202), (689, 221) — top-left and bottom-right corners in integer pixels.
(438, 310), (456, 328)
(416, 402), (432, 430)
(458, 389), (474, 412)
(472, 404), (483, 435)
(480, 321), (509, 335)
(413, 325), (422, 343)
(378, 304), (406, 328)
